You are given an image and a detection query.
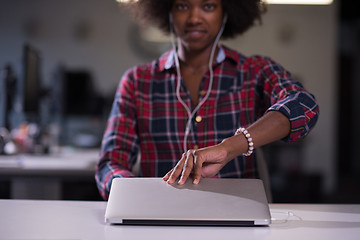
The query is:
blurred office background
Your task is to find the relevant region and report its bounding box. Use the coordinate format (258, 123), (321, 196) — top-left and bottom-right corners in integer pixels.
(0, 0), (359, 203)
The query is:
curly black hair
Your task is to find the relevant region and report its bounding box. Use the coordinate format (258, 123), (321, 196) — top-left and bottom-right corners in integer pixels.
(124, 0), (267, 39)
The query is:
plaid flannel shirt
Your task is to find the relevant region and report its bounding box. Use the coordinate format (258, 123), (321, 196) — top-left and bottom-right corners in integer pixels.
(95, 45), (319, 199)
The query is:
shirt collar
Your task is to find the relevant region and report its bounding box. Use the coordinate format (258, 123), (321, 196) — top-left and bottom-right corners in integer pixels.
(158, 45), (238, 72)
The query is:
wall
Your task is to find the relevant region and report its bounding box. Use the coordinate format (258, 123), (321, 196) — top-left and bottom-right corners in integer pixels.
(0, 0), (338, 195)
(224, 4), (338, 194)
(0, 0), (143, 96)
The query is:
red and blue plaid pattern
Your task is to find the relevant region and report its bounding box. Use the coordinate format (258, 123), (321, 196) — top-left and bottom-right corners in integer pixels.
(95, 45), (319, 199)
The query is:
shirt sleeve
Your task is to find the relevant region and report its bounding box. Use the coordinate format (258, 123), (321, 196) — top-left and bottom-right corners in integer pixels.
(95, 68), (139, 200)
(257, 57), (319, 142)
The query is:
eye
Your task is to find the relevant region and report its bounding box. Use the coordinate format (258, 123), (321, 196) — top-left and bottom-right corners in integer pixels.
(174, 3), (188, 11)
(203, 3), (216, 11)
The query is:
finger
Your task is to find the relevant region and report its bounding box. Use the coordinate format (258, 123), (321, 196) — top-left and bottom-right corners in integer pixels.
(166, 154), (186, 184)
(178, 150), (194, 185)
(162, 169), (173, 181)
(191, 150), (203, 184)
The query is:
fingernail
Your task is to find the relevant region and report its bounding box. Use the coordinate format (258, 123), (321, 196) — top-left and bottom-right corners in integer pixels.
(193, 179), (199, 184)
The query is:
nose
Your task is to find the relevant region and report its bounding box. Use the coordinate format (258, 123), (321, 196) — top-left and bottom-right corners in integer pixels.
(187, 8), (202, 25)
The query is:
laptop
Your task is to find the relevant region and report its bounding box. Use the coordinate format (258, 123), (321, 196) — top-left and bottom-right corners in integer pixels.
(105, 177), (271, 226)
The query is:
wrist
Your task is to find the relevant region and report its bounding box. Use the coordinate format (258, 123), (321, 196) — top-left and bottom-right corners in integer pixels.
(220, 134), (249, 161)
(235, 128), (254, 156)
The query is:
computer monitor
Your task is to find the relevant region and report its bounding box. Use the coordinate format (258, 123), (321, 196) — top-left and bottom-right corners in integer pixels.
(22, 44), (41, 117)
(0, 64), (17, 129)
(61, 70), (103, 116)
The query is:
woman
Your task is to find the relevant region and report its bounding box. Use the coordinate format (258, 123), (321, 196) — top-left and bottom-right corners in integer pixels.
(95, 0), (319, 199)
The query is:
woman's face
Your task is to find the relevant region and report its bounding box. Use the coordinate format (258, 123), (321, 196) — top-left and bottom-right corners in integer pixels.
(171, 0), (223, 53)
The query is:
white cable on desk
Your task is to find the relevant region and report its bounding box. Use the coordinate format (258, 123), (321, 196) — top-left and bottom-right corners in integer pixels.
(270, 210), (303, 224)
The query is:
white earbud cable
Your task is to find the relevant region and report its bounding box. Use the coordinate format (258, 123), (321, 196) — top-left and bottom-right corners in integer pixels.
(170, 15), (227, 152)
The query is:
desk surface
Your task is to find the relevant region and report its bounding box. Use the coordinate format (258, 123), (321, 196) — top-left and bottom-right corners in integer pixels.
(0, 149), (100, 199)
(1, 199), (359, 240)
(0, 148), (99, 177)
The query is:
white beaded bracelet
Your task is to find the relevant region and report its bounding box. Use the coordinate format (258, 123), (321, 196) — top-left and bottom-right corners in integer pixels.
(235, 127), (254, 156)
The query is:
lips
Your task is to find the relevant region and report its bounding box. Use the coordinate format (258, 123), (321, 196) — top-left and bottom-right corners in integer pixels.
(184, 29), (207, 39)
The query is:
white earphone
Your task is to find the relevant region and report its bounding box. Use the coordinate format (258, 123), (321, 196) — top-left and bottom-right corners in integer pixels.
(169, 13), (227, 152)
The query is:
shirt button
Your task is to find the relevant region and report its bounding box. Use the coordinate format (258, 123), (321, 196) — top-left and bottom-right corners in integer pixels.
(195, 115), (202, 123)
(200, 90), (206, 96)
(194, 145), (199, 150)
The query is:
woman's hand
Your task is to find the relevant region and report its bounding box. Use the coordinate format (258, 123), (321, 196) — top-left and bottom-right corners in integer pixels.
(163, 111), (291, 185)
(163, 143), (229, 185)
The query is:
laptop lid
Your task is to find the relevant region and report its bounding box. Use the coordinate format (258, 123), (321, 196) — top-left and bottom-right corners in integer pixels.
(105, 178), (271, 226)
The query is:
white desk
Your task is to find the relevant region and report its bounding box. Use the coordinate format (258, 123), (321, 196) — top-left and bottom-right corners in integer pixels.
(0, 148), (99, 199)
(0, 199), (359, 240)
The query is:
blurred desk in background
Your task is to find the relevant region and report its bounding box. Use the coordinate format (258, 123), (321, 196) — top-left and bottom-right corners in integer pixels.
(0, 148), (100, 200)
